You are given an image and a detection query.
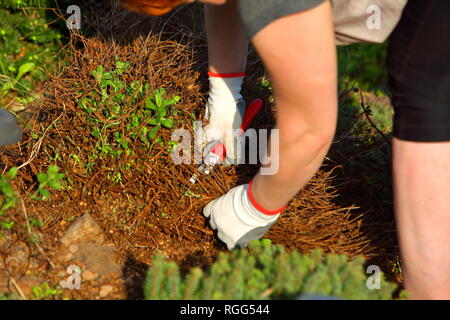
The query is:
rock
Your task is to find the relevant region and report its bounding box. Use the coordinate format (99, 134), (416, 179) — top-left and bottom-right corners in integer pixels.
(9, 101), (27, 112)
(82, 270), (97, 281)
(4, 241), (29, 275)
(99, 285), (114, 298)
(58, 214), (123, 283)
(61, 213), (105, 247)
(73, 243), (122, 277)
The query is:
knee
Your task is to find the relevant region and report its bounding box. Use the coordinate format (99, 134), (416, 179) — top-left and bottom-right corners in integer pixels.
(300, 129), (335, 153)
(273, 128), (335, 169)
(275, 101), (337, 155)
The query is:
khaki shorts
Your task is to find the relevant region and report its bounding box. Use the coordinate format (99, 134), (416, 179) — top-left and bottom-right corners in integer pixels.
(238, 0), (408, 45)
(333, 0), (408, 45)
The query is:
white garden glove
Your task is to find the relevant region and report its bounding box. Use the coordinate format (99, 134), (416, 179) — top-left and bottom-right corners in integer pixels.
(201, 72), (246, 163)
(203, 182), (283, 250)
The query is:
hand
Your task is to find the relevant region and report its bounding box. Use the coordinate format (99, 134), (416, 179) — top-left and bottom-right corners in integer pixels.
(200, 98), (246, 163)
(203, 184), (279, 250)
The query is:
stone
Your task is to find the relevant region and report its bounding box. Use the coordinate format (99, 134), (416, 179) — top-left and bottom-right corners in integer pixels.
(82, 270), (97, 281)
(68, 244), (78, 253)
(99, 285), (114, 298)
(61, 213), (105, 247)
(73, 243), (122, 277)
(4, 241), (29, 275)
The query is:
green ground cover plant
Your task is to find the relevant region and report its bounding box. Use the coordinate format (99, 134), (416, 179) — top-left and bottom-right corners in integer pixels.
(0, 165), (64, 239)
(76, 59), (180, 182)
(144, 240), (399, 300)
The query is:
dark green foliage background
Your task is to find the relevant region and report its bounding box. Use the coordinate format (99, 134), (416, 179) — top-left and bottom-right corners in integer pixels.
(338, 42), (389, 93)
(0, 0), (73, 98)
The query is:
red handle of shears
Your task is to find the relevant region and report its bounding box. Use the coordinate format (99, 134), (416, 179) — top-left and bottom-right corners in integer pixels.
(240, 99), (263, 133)
(210, 99), (264, 160)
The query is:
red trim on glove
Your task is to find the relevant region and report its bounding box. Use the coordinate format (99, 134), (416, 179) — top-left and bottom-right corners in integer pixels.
(208, 71), (246, 78)
(248, 180), (286, 216)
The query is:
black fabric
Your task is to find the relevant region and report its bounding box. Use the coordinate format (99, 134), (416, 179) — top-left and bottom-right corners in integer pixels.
(388, 0), (450, 142)
(237, 0), (325, 39)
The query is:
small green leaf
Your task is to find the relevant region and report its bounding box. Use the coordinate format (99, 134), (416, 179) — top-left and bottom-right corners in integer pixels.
(158, 106), (167, 117)
(162, 96), (180, 107)
(115, 60), (129, 74)
(48, 181), (62, 190)
(1, 220), (14, 230)
(140, 127), (149, 143)
(39, 188), (50, 200)
(29, 218), (44, 228)
(36, 173), (47, 184)
(16, 62), (36, 81)
(148, 126), (159, 139)
(48, 165), (59, 175)
(7, 167), (18, 179)
(161, 118), (174, 129)
(155, 91), (163, 107)
(145, 97), (156, 110)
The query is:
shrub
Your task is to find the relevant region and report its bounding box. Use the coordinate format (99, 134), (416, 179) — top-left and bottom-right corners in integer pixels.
(338, 42), (388, 93)
(144, 240), (398, 300)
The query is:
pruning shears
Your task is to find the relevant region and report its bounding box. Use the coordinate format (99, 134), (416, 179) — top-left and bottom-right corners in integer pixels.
(189, 99), (264, 184)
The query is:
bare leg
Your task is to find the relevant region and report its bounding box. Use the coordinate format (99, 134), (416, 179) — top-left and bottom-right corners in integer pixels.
(393, 138), (450, 299)
(250, 1), (338, 210)
(204, 0), (248, 74)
